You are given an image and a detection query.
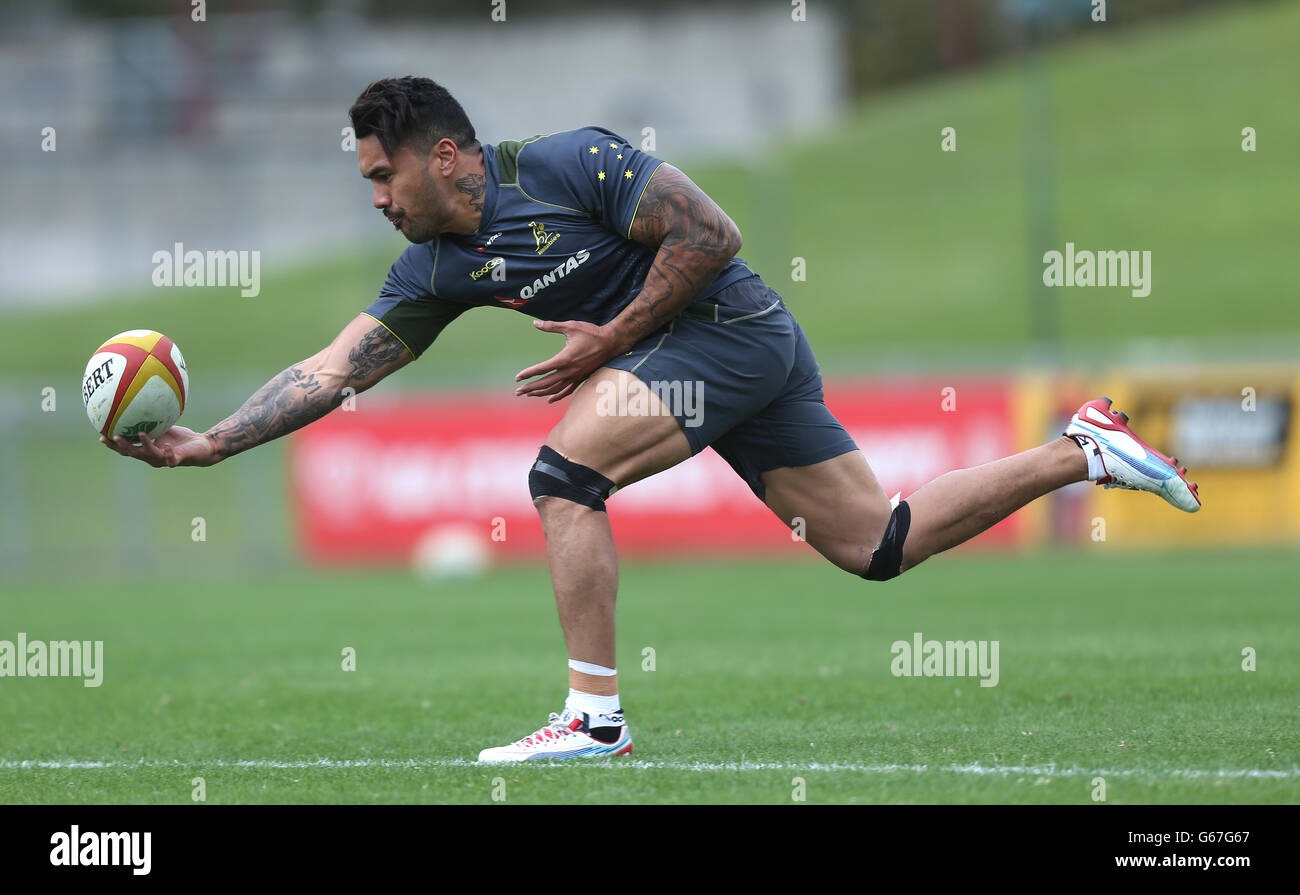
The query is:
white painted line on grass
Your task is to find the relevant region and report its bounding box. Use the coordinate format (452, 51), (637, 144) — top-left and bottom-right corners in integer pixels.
(2, 758), (1297, 780)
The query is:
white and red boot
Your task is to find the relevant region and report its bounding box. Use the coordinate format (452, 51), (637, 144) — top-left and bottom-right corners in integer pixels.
(1065, 396), (1201, 513)
(477, 708), (633, 763)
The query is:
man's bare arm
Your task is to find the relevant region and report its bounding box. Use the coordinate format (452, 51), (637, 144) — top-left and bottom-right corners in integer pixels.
(104, 314), (412, 467)
(205, 317), (408, 461)
(608, 163), (743, 353)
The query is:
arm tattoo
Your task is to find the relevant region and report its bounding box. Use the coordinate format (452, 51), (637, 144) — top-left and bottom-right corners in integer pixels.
(204, 324), (407, 461)
(347, 324), (408, 383)
(612, 165), (741, 352)
(456, 172), (486, 213)
(203, 365), (335, 461)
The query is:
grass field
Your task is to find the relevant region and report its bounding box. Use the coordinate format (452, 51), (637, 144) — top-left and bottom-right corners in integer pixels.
(2, 549), (1296, 804)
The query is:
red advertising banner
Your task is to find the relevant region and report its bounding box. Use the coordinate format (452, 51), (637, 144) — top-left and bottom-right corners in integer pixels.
(289, 379), (1019, 564)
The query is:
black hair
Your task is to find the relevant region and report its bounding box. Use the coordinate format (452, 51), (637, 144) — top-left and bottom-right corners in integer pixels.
(349, 77), (478, 157)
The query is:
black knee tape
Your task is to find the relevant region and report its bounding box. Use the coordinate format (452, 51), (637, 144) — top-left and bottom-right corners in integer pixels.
(862, 500), (911, 581)
(528, 445), (617, 512)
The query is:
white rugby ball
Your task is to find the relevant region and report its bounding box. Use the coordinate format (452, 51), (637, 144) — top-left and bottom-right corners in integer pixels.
(83, 329), (189, 441)
(411, 523), (491, 582)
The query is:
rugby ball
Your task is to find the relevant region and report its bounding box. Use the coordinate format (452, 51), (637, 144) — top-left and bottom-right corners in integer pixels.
(411, 523), (490, 581)
(82, 329), (189, 442)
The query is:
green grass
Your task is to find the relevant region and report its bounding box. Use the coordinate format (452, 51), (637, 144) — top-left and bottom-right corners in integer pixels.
(3, 0), (1298, 385)
(2, 549), (1296, 804)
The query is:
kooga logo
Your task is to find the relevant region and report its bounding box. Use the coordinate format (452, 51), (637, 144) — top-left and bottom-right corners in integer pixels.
(50, 826), (151, 876)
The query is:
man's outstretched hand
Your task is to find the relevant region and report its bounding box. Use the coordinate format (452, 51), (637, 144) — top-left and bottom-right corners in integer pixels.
(100, 426), (218, 468)
(515, 319), (620, 404)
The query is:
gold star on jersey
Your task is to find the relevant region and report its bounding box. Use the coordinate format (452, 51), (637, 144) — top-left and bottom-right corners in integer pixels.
(587, 142), (636, 190)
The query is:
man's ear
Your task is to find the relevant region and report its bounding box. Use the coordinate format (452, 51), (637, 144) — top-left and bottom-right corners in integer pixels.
(432, 137), (459, 177)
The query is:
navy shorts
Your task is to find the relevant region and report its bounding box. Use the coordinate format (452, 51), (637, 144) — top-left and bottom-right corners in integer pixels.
(603, 276), (859, 501)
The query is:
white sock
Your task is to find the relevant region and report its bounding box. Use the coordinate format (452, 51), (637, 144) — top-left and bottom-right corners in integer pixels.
(566, 689), (622, 718)
(566, 659), (621, 720)
(1072, 435), (1107, 481)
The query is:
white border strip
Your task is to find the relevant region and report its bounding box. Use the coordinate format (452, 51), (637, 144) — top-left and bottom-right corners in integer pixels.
(2, 758), (1297, 780)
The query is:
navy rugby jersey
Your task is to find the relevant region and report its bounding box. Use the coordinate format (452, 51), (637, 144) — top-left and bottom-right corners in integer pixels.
(363, 126), (758, 357)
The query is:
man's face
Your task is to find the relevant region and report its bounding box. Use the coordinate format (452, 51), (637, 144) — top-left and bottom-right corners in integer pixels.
(358, 135), (447, 244)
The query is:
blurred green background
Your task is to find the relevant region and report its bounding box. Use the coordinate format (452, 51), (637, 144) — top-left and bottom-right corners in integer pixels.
(3, 0), (1297, 579)
(7, 1), (1298, 376)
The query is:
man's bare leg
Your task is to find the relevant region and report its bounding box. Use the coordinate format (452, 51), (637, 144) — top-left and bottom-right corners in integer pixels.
(478, 368), (690, 761)
(761, 437), (1088, 575)
(899, 436), (1085, 571)
(535, 499), (620, 668)
(537, 369), (691, 664)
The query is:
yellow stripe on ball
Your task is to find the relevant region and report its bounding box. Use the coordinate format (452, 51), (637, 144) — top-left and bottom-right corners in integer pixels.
(105, 354), (171, 438)
(97, 331), (162, 354)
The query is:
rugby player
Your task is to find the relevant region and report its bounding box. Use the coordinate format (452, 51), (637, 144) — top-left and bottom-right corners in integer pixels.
(103, 77), (1201, 762)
